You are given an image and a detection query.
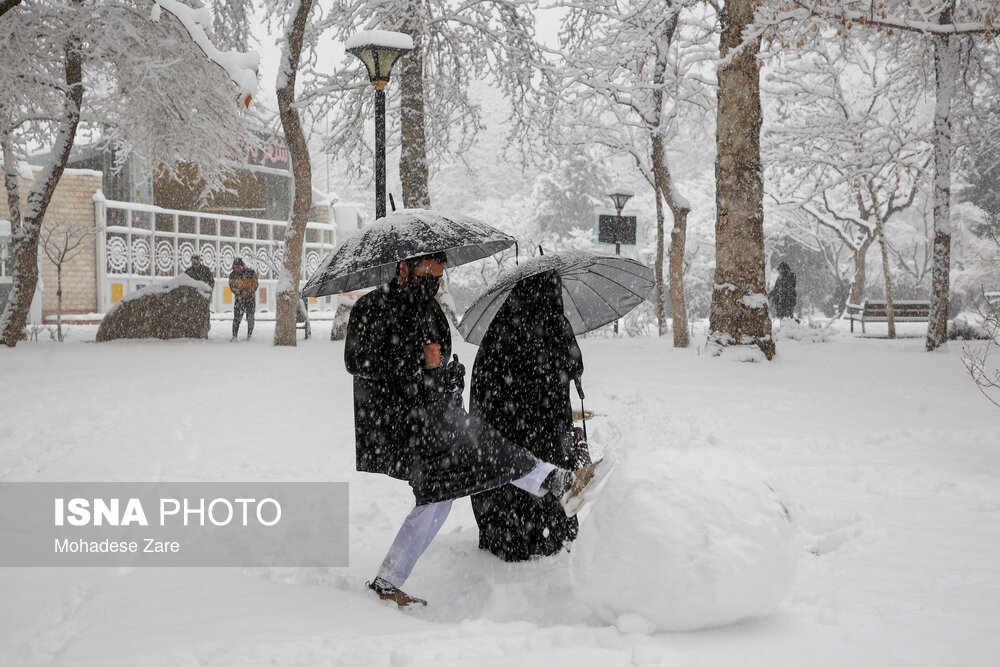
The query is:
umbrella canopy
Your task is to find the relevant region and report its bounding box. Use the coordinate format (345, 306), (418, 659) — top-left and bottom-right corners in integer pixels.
(458, 250), (654, 345)
(301, 209), (515, 296)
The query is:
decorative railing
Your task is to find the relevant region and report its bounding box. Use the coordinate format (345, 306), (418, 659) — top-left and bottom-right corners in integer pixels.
(94, 196), (337, 313)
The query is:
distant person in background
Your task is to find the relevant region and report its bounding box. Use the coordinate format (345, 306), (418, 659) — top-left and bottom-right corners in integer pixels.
(769, 261), (797, 322)
(228, 258), (258, 341)
(832, 278), (850, 317)
(184, 254), (214, 288)
(470, 270), (587, 562)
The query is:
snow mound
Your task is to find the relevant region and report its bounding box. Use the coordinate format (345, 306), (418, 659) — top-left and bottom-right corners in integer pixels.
(569, 448), (798, 632)
(773, 319), (834, 343)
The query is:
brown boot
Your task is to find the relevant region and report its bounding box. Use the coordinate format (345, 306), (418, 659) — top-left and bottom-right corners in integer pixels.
(367, 577), (427, 608)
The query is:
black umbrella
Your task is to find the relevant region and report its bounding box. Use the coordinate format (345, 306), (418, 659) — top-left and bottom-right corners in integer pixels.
(457, 250), (654, 345)
(301, 209), (515, 296)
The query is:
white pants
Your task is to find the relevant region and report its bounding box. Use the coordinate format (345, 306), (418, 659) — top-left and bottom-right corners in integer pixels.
(377, 462), (556, 587)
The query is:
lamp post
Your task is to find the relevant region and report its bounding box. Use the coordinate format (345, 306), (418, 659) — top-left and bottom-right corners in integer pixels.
(607, 190), (634, 255)
(607, 190), (633, 333)
(345, 31), (413, 220)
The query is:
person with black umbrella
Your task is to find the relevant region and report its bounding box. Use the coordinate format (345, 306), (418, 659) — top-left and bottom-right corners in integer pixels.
(470, 270), (587, 562)
(345, 252), (607, 608)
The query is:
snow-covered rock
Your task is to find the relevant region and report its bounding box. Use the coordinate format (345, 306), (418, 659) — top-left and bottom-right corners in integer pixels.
(96, 275), (211, 342)
(570, 448), (798, 632)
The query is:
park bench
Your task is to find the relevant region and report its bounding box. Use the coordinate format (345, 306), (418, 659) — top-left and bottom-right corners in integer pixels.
(296, 297), (311, 339)
(845, 299), (931, 333)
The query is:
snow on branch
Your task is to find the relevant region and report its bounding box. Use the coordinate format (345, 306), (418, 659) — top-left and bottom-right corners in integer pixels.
(151, 0), (260, 107)
(787, 1), (1000, 37)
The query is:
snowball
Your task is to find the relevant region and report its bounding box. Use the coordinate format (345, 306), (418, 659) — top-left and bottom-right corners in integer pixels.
(570, 448), (798, 632)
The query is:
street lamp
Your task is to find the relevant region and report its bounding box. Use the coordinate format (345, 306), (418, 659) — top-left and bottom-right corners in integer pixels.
(345, 31), (414, 220)
(607, 190), (633, 335)
(607, 190), (633, 253)
(608, 190), (633, 218)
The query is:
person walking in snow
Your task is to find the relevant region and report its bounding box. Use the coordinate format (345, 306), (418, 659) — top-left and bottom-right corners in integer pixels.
(470, 270), (586, 562)
(228, 258), (258, 341)
(345, 252), (605, 608)
(184, 254), (215, 289)
(769, 261), (797, 322)
(832, 278), (850, 317)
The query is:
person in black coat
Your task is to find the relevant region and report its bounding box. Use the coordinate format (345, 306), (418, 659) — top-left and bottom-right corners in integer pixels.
(345, 253), (603, 608)
(770, 261), (797, 321)
(184, 254), (215, 288)
(470, 270), (584, 561)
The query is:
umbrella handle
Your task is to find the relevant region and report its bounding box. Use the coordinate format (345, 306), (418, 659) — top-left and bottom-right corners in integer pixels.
(574, 378), (587, 443)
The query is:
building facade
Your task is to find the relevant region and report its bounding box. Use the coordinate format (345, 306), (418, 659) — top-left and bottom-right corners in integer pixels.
(0, 150), (348, 320)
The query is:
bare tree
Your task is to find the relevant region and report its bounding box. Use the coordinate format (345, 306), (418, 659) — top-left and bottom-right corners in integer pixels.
(39, 219), (95, 341)
(555, 0), (713, 346)
(962, 283), (1000, 407)
(764, 26), (934, 337)
(309, 0), (545, 211)
(0, 2), (83, 347)
(760, 0), (1000, 350)
(272, 0), (317, 347)
(0, 0), (257, 346)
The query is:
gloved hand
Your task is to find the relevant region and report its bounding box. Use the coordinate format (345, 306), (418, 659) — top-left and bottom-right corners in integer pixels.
(443, 354), (465, 394)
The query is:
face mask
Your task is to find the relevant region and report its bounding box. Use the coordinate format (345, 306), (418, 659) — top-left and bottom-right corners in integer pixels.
(414, 274), (441, 301)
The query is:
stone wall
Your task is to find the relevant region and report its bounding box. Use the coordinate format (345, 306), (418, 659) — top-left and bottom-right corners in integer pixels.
(0, 168), (102, 316)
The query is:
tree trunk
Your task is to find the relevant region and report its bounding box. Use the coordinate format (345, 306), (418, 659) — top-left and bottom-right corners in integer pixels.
(652, 133), (690, 347)
(650, 134), (668, 337)
(708, 0), (773, 359)
(0, 28), (83, 347)
(56, 264), (63, 342)
(2, 142), (19, 233)
(926, 4), (957, 351)
(273, 0), (314, 347)
(850, 235), (874, 304)
(667, 203), (689, 347)
(650, 11), (688, 346)
(876, 219), (896, 339)
(400, 8), (430, 209)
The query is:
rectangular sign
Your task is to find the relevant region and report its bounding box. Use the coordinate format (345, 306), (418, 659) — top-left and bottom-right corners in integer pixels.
(0, 482), (349, 567)
(598, 214), (637, 246)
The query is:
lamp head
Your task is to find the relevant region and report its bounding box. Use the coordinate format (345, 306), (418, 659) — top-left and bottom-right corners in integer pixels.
(608, 191), (634, 216)
(346, 32), (414, 90)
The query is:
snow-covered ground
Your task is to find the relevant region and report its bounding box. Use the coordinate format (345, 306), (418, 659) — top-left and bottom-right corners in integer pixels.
(1, 320), (998, 666)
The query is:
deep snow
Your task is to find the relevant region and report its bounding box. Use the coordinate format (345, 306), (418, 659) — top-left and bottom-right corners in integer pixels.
(570, 449), (798, 632)
(1, 319), (999, 666)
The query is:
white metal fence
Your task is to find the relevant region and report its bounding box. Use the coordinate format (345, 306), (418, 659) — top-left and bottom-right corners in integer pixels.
(95, 196), (338, 314)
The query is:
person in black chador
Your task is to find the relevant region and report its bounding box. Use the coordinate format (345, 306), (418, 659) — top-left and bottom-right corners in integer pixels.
(345, 253), (604, 608)
(769, 261), (797, 321)
(469, 270), (585, 562)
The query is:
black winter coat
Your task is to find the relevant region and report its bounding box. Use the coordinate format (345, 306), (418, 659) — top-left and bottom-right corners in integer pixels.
(770, 267), (797, 319)
(470, 271), (583, 561)
(184, 264), (215, 288)
(345, 280), (536, 505)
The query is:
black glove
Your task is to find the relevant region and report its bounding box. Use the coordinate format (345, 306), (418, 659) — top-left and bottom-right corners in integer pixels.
(443, 354), (465, 394)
